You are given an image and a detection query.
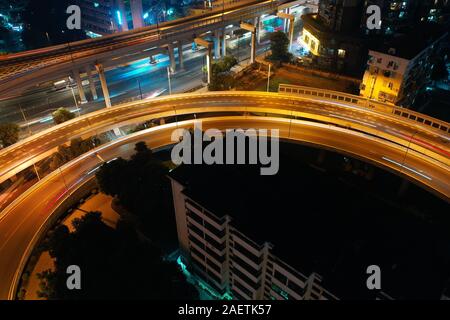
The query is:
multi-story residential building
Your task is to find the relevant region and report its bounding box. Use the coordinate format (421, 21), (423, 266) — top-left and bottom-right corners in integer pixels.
(360, 24), (448, 106)
(168, 164), (339, 300)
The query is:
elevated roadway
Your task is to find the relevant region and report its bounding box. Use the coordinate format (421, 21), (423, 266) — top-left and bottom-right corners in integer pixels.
(0, 91), (449, 300)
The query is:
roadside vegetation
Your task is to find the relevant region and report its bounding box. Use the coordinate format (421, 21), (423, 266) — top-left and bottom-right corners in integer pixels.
(0, 122), (20, 148)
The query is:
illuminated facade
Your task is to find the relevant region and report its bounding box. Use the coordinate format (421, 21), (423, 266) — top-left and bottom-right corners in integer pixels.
(168, 168), (338, 301)
(360, 50), (409, 104)
(360, 27), (448, 106)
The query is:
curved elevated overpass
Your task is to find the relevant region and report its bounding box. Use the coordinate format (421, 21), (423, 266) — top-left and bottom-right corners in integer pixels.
(0, 91), (449, 300)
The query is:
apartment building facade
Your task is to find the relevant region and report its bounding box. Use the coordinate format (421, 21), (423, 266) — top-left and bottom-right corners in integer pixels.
(169, 172), (338, 301)
(359, 27), (448, 106)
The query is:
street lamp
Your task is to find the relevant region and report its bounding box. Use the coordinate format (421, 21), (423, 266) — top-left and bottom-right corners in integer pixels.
(167, 66), (172, 95)
(266, 63), (272, 92)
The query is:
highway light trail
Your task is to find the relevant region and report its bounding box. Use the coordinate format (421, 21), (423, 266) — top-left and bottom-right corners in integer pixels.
(382, 157), (433, 181)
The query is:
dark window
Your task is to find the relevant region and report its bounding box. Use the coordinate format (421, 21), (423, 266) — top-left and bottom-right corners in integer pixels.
(191, 246), (205, 261)
(232, 267), (260, 290)
(205, 246), (225, 263)
(189, 234), (205, 250)
(232, 289), (246, 300)
(187, 209), (203, 224)
(233, 242), (261, 265)
(188, 223), (204, 238)
(205, 233), (226, 251)
(232, 255), (260, 276)
(207, 258), (221, 274)
(287, 280), (304, 295)
(207, 269), (222, 285)
(204, 220), (226, 239)
(274, 270), (288, 285)
(233, 279), (254, 298)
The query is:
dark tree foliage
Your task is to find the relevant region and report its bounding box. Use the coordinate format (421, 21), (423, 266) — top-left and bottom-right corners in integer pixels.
(96, 142), (175, 243)
(52, 108), (75, 125)
(38, 212), (198, 299)
(269, 31), (293, 63)
(208, 55), (238, 91)
(0, 123), (20, 148)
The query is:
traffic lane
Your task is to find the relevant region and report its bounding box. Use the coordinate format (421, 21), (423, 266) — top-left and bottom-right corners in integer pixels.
(0, 45), (206, 125)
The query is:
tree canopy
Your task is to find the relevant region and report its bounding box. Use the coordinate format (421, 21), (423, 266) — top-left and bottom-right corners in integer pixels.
(38, 212), (198, 299)
(96, 142), (175, 243)
(0, 123), (20, 148)
(52, 108), (75, 125)
(208, 55), (238, 91)
(269, 31), (292, 63)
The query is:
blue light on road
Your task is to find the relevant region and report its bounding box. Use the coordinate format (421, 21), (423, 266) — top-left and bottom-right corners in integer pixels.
(116, 10), (122, 25)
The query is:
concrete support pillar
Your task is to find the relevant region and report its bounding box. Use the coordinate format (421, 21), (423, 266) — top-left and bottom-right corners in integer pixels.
(214, 30), (221, 59)
(254, 16), (261, 45)
(130, 0), (144, 29)
(167, 44), (176, 73)
(178, 42), (184, 70)
(117, 0), (129, 31)
(195, 38), (213, 84)
(284, 8), (290, 33)
(221, 29), (227, 57)
(250, 31), (256, 63)
(288, 17), (294, 52)
(72, 69), (87, 103)
(240, 23), (257, 64)
(86, 66), (98, 101)
(95, 63), (111, 108)
(277, 11), (295, 52)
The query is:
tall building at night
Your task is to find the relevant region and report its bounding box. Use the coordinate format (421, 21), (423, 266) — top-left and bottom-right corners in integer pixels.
(301, 0), (367, 75)
(169, 166), (339, 300)
(75, 0), (145, 37)
(75, 0), (119, 36)
(318, 0), (364, 32)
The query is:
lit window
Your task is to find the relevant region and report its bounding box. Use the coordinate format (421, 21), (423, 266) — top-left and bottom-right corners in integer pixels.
(338, 49), (346, 58)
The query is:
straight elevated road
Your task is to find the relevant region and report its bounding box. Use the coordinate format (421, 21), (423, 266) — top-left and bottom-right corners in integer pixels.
(0, 0), (293, 98)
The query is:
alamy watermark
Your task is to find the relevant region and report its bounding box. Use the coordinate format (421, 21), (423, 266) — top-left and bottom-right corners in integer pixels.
(66, 5), (81, 30)
(170, 121), (280, 176)
(366, 5), (382, 30)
